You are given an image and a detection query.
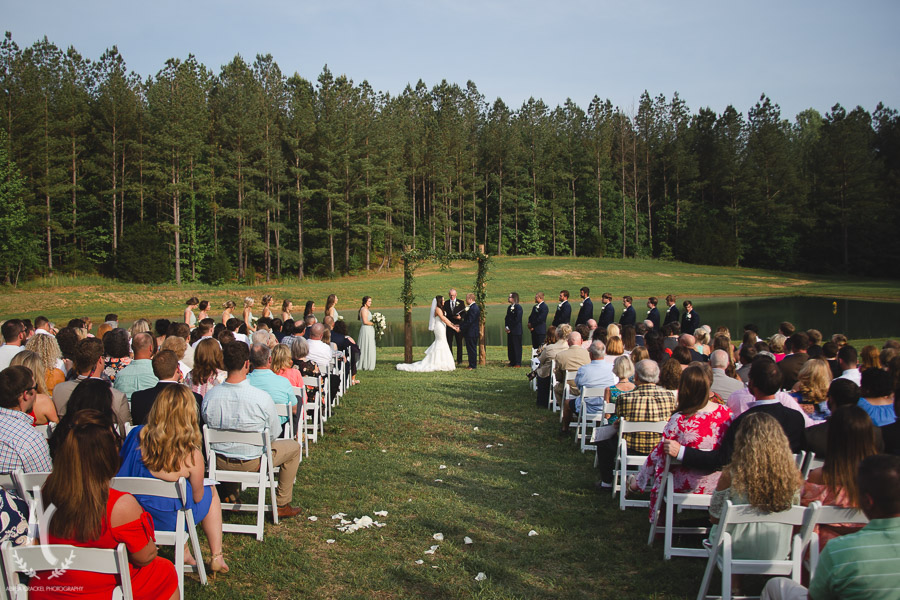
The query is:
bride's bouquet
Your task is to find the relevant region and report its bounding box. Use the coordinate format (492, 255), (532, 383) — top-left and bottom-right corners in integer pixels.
(371, 312), (386, 341)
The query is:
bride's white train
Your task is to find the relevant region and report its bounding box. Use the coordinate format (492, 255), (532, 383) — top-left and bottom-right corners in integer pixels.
(396, 296), (457, 372)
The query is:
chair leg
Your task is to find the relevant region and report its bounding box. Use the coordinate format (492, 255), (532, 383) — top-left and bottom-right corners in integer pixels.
(696, 545), (717, 600)
(174, 514), (185, 599)
(187, 512), (208, 585)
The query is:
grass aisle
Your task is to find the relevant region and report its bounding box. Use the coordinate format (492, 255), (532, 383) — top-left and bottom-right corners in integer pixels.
(189, 347), (703, 599)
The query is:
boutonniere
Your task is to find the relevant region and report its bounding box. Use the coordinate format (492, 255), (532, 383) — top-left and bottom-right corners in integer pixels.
(508, 305), (514, 312)
(579, 302), (584, 307)
(464, 305), (470, 311)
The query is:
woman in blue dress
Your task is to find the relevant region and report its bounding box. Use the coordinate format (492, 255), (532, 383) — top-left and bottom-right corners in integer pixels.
(118, 384), (229, 575)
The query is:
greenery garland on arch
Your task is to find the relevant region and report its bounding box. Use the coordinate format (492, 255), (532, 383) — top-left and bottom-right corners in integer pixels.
(399, 246), (492, 364)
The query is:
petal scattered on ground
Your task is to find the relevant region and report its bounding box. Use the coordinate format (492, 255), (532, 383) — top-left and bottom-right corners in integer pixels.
(475, 572), (486, 581)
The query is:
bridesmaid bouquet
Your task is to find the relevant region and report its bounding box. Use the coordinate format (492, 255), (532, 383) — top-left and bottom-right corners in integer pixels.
(371, 312), (386, 341)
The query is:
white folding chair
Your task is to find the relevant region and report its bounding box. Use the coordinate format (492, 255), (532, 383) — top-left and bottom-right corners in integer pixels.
(111, 476), (208, 597)
(614, 419), (667, 510)
(801, 452), (824, 479)
(575, 387), (607, 453)
(806, 506), (868, 576)
(548, 360), (559, 412)
(275, 403), (294, 441)
(124, 422), (137, 436)
(0, 474), (13, 492)
(203, 425), (278, 541)
(647, 456), (713, 559)
(2, 541), (133, 600)
(696, 501), (820, 600)
(560, 371), (579, 424)
(300, 376), (324, 443)
(33, 424), (51, 439)
(593, 403), (616, 468)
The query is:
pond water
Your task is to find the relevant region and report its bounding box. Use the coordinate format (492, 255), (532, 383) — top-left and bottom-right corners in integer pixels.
(350, 296), (900, 347)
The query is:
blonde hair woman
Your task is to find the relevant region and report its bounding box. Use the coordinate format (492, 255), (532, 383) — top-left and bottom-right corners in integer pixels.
(273, 343), (304, 392)
(769, 333), (786, 361)
(605, 336), (624, 363)
(117, 384), (228, 576)
(694, 327), (711, 355)
(129, 318), (152, 340)
(160, 336), (189, 378)
(606, 323), (620, 339)
(242, 297), (256, 331)
(221, 300), (236, 324)
(709, 412), (803, 559)
(24, 333), (65, 395)
(792, 358), (832, 409)
(9, 350), (59, 424)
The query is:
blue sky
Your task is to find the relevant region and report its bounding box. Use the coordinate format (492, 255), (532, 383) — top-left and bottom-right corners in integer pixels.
(6, 0), (899, 119)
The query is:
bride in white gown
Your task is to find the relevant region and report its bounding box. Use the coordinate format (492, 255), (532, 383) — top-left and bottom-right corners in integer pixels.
(396, 295), (458, 372)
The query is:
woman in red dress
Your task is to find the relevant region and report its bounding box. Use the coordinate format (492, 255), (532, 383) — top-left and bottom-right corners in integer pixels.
(33, 409), (178, 600)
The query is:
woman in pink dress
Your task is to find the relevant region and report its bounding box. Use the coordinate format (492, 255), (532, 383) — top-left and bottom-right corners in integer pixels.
(631, 365), (733, 520)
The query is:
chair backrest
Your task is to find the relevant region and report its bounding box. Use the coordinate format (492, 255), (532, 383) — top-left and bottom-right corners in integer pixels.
(565, 371), (578, 382)
(13, 471), (50, 504)
(617, 419), (668, 452)
(291, 385), (305, 400)
(0, 474), (14, 492)
(716, 500), (820, 552)
(815, 505), (868, 525)
(275, 403), (290, 419)
(111, 476), (185, 503)
(204, 426), (269, 449)
(1, 541), (133, 599)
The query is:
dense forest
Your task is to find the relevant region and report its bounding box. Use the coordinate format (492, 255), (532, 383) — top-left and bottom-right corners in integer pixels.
(1, 32), (899, 285)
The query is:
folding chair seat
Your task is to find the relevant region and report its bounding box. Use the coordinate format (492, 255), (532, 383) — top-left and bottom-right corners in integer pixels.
(806, 506), (868, 576)
(696, 500), (820, 600)
(548, 360), (559, 412)
(2, 541), (133, 599)
(203, 425), (278, 541)
(575, 387), (607, 453)
(111, 476), (208, 597)
(613, 419), (667, 510)
(560, 371), (579, 424)
(647, 456), (713, 559)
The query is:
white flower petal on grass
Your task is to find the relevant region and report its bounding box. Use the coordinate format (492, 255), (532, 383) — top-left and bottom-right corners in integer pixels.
(432, 566), (439, 569)
(475, 572), (486, 581)
(434, 479), (443, 483)
(326, 539), (336, 544)
(308, 516), (318, 521)
(345, 450), (353, 454)
(381, 449), (387, 453)
(439, 465), (447, 469)
(532, 493), (540, 497)
(464, 536), (473, 545)
(497, 443), (503, 447)
(423, 549), (435, 555)
(355, 516), (374, 527)
(485, 444), (493, 449)
(520, 471), (528, 475)
(375, 522), (386, 528)
(340, 519), (351, 525)
(415, 559), (424, 565)
(433, 533), (444, 541)
(528, 530), (538, 537)
(374, 510), (388, 517)
(331, 513), (346, 520)
(473, 426), (479, 431)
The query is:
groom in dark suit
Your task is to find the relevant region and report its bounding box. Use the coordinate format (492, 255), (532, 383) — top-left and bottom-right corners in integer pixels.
(461, 293), (480, 369)
(575, 287), (593, 326)
(444, 288), (465, 364)
(528, 292), (549, 349)
(505, 292), (523, 367)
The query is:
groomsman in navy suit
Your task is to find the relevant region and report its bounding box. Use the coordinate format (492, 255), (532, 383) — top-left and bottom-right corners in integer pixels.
(663, 294), (679, 327)
(505, 292), (523, 367)
(528, 292), (549, 348)
(598, 292), (615, 327)
(619, 295), (636, 326)
(575, 287), (593, 326)
(461, 293), (481, 369)
(552, 290), (571, 328)
(646, 297), (661, 330)
(681, 300), (700, 335)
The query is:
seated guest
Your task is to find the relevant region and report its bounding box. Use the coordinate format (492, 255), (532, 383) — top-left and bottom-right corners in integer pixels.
(763, 454), (900, 600)
(859, 345), (881, 372)
(711, 334), (738, 375)
(621, 325), (637, 354)
(709, 349), (744, 401)
(55, 326), (81, 375)
(666, 357), (807, 471)
(635, 322), (649, 347)
(114, 332), (159, 400)
(130, 350), (202, 426)
(672, 346), (692, 367)
(305, 324), (335, 374)
(273, 343), (304, 389)
(806, 328), (824, 358)
(726, 357), (816, 427)
(736, 344), (756, 384)
(646, 330), (670, 365)
(803, 379), (885, 459)
(185, 338), (227, 398)
(789, 358), (832, 416)
(572, 341), (618, 418)
(709, 412), (803, 560)
(9, 351), (59, 425)
(858, 367), (895, 426)
(103, 327), (132, 382)
(0, 366), (52, 473)
(118, 385), (228, 576)
(663, 322), (680, 352)
(631, 366), (733, 520)
(802, 406), (879, 548)
(883, 387), (900, 456)
(693, 327), (711, 356)
(595, 360), (676, 488)
(35, 410), (178, 600)
(291, 337), (319, 377)
(246, 343), (298, 434)
(821, 340), (842, 379)
(605, 336), (624, 363)
(160, 335), (190, 379)
(201, 342), (302, 518)
(535, 326), (567, 408)
(769, 333), (787, 362)
(603, 355), (637, 406)
(190, 319), (216, 349)
(837, 344), (861, 385)
(154, 319), (170, 348)
(24, 332), (66, 395)
(629, 345), (649, 363)
(575, 325), (592, 350)
(329, 319), (360, 383)
(0, 319), (26, 370)
(658, 358), (682, 398)
(166, 322), (195, 369)
(554, 332), (591, 433)
(778, 332), (810, 390)
(679, 334), (708, 362)
(52, 337), (131, 435)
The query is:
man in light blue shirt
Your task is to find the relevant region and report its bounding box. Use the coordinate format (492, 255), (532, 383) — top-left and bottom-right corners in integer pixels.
(574, 341), (617, 415)
(246, 343), (297, 431)
(202, 342), (302, 518)
(113, 332), (158, 399)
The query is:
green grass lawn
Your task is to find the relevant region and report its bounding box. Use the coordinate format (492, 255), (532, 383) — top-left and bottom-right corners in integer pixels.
(181, 347), (705, 599)
(5, 256), (900, 324)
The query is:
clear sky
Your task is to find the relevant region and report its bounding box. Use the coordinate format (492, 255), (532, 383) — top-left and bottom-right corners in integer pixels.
(5, 0), (899, 120)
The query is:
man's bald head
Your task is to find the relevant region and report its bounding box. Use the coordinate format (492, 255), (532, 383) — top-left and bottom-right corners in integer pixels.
(310, 323), (325, 340)
(132, 332), (154, 359)
(567, 331), (582, 346)
(710, 349), (730, 369)
(679, 334), (696, 348)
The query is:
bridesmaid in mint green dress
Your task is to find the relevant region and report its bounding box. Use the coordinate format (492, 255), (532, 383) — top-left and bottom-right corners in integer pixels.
(358, 296), (376, 371)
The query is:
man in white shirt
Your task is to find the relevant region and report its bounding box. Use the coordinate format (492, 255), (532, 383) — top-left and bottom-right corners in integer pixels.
(0, 320), (26, 371)
(837, 345), (862, 385)
(709, 349), (744, 400)
(305, 324), (334, 373)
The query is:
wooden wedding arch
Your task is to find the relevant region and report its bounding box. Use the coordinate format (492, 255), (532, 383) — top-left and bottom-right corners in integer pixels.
(399, 246), (491, 365)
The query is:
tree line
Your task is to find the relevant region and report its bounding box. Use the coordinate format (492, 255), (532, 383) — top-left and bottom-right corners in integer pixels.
(1, 32), (898, 285)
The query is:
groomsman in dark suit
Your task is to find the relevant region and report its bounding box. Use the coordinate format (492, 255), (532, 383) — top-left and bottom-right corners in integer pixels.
(598, 292), (615, 327)
(575, 287), (593, 326)
(461, 293), (480, 369)
(646, 297), (661, 330)
(528, 292), (549, 348)
(681, 300), (700, 335)
(505, 292), (523, 367)
(663, 294), (679, 327)
(552, 290), (571, 328)
(619, 296), (636, 327)
(444, 288), (465, 364)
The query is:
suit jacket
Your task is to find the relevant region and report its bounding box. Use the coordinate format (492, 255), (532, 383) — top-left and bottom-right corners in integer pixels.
(536, 339), (569, 378)
(528, 302), (548, 335)
(779, 353), (809, 390)
(598, 302), (614, 327)
(619, 305), (636, 326)
(462, 303), (481, 340)
(647, 307), (660, 330)
(443, 298), (465, 328)
(663, 304), (679, 326)
(681, 309), (700, 335)
(53, 376), (131, 436)
(711, 368), (744, 400)
(131, 381), (203, 426)
(575, 298), (593, 326)
(553, 345), (591, 400)
(505, 304), (523, 335)
(552, 301), (571, 327)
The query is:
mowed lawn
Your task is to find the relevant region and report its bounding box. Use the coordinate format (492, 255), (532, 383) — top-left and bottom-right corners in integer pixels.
(182, 347), (704, 600)
(5, 256), (900, 324)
